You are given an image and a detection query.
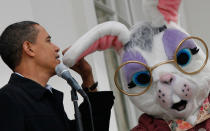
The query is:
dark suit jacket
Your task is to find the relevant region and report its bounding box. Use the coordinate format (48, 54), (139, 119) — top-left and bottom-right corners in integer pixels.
(0, 73), (114, 131)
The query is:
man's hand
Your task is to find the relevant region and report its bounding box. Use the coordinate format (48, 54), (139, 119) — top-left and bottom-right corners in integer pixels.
(62, 47), (97, 92)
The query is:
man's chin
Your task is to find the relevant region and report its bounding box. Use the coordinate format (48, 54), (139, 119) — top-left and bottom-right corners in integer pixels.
(54, 60), (61, 68)
(51, 61), (61, 76)
(56, 59), (61, 64)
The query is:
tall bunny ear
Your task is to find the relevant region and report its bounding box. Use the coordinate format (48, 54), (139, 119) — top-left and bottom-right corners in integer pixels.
(63, 21), (130, 67)
(143, 0), (181, 27)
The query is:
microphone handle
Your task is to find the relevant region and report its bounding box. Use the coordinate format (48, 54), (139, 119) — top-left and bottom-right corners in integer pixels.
(63, 73), (88, 98)
(63, 71), (94, 131)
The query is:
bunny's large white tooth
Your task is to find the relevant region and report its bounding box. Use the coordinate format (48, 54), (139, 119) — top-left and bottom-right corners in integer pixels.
(172, 94), (181, 103)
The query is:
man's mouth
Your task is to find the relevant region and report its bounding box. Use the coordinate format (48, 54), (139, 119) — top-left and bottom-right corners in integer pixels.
(56, 55), (60, 59)
(171, 100), (187, 111)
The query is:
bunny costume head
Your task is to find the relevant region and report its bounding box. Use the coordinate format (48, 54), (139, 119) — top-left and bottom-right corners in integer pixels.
(63, 0), (210, 126)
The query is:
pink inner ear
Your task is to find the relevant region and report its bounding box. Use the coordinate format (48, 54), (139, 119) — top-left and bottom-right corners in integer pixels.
(157, 0), (181, 23)
(76, 35), (123, 62)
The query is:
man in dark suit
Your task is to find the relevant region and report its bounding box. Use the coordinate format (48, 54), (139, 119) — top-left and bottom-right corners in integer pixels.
(0, 21), (114, 131)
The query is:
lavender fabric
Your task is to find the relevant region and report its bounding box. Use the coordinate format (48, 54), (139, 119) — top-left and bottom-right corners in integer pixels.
(122, 50), (147, 82)
(162, 29), (196, 60)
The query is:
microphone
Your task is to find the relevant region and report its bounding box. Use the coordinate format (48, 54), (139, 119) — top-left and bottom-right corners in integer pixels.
(55, 63), (88, 98)
(56, 63), (94, 131)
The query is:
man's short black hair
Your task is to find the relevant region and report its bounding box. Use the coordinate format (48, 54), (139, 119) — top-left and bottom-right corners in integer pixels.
(0, 21), (39, 71)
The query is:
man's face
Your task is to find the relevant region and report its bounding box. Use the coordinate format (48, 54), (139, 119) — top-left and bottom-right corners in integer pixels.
(32, 25), (60, 75)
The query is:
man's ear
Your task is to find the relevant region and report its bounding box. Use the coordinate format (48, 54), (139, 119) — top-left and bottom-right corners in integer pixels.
(22, 41), (35, 57)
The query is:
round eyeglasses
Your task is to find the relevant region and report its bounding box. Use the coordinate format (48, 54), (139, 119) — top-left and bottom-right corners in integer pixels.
(114, 36), (209, 96)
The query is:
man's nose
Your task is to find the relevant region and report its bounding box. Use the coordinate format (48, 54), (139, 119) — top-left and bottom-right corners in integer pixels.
(160, 73), (175, 85)
(53, 43), (60, 52)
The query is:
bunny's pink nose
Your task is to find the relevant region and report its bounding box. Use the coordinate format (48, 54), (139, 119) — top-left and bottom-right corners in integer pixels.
(160, 73), (175, 85)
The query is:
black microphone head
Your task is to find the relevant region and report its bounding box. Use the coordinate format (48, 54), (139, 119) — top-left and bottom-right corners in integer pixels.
(55, 63), (69, 77)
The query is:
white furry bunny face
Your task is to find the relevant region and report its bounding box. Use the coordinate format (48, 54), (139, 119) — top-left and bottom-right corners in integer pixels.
(119, 22), (210, 124)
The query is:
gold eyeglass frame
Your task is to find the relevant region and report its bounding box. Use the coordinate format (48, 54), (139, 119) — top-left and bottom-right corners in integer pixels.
(114, 36), (209, 96)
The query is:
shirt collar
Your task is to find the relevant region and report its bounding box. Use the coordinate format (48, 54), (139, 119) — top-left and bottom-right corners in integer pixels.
(46, 84), (53, 93)
(14, 72), (24, 77)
